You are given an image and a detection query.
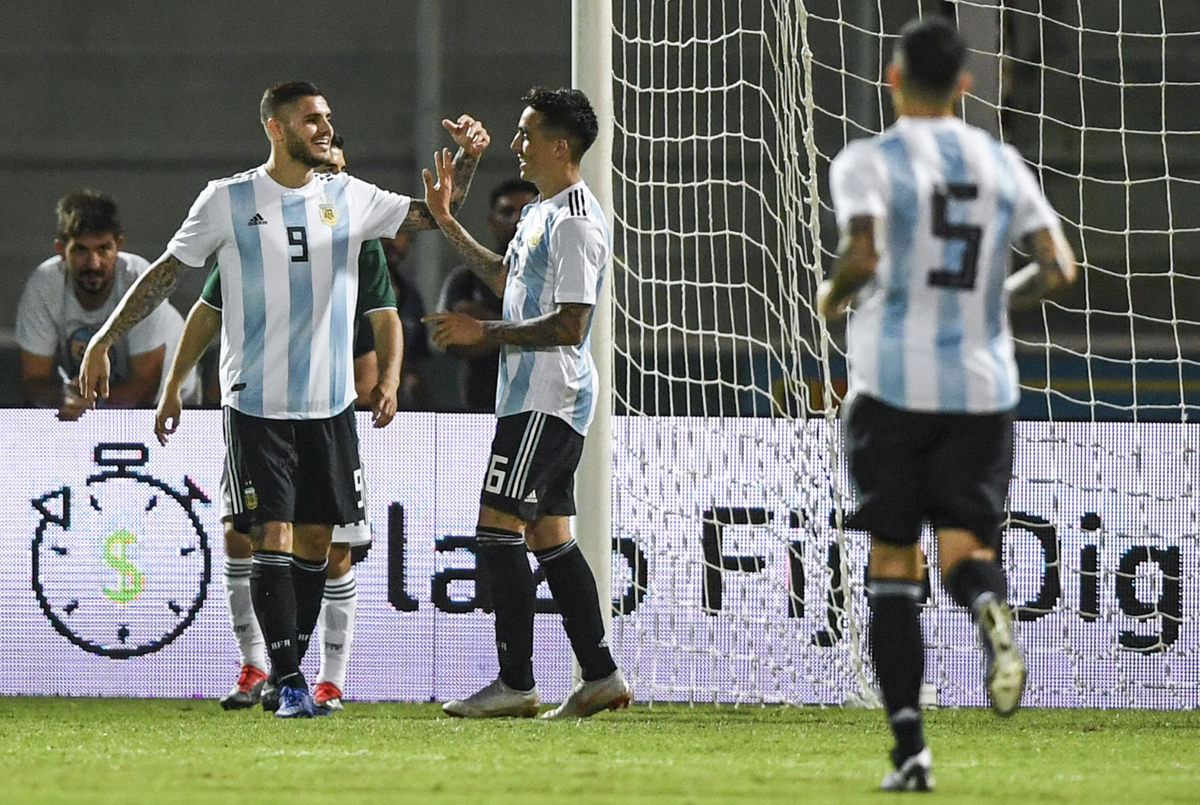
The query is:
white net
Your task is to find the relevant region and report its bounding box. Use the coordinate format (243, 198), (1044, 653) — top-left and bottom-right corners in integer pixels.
(609, 0), (1200, 708)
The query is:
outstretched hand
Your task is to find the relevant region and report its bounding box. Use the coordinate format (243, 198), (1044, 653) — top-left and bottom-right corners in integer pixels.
(443, 115), (490, 157)
(421, 147), (456, 222)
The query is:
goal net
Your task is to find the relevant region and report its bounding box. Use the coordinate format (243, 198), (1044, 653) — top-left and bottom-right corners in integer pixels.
(609, 0), (1200, 708)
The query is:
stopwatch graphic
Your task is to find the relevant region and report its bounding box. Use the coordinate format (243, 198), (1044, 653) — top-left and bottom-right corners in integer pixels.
(31, 443), (212, 659)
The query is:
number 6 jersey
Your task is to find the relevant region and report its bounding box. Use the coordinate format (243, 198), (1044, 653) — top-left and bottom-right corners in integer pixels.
(829, 116), (1061, 413)
(167, 165), (410, 420)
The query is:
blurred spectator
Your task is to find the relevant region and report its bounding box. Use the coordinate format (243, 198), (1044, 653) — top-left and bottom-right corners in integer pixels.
(436, 178), (537, 411)
(381, 230), (434, 410)
(15, 189), (197, 419)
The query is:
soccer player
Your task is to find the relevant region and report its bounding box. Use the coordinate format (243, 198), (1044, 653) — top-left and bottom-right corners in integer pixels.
(81, 80), (489, 718)
(155, 134), (391, 712)
(817, 18), (1077, 791)
(422, 86), (631, 719)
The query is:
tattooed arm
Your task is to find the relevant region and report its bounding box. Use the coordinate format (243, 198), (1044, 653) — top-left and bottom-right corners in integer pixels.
(400, 114), (490, 232)
(425, 303), (592, 351)
(80, 252), (188, 402)
(817, 215), (878, 320)
(1006, 227), (1078, 311)
(422, 147), (508, 295)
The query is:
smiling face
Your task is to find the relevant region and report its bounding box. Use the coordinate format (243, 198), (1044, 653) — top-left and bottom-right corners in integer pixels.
(273, 94), (334, 169)
(510, 107), (563, 188)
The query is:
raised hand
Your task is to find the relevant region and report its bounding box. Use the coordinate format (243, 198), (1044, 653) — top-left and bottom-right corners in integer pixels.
(443, 114), (490, 157)
(421, 147), (456, 222)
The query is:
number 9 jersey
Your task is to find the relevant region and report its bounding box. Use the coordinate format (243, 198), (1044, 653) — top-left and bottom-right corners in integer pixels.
(829, 116), (1061, 413)
(166, 166), (410, 420)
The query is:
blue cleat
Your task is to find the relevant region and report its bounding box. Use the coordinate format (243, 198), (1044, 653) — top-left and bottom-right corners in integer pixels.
(275, 684), (319, 719)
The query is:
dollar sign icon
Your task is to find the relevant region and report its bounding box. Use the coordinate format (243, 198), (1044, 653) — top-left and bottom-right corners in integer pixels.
(102, 528), (145, 604)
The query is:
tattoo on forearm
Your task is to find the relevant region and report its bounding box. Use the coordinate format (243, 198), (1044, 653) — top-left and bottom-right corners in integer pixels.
(450, 150), (479, 211)
(106, 256), (185, 342)
(481, 304), (591, 348)
(440, 219), (506, 293)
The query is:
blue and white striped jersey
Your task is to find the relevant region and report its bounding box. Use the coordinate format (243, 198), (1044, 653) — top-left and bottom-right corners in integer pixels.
(167, 165), (410, 419)
(829, 116), (1061, 413)
(496, 181), (610, 435)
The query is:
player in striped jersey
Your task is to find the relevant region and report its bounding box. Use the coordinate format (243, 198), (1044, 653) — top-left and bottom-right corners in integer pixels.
(423, 87), (631, 719)
(81, 80), (490, 718)
(818, 18), (1077, 791)
(155, 136), (388, 713)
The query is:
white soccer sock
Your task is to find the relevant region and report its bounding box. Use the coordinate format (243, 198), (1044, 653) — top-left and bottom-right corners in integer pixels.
(316, 568), (357, 691)
(225, 557), (267, 671)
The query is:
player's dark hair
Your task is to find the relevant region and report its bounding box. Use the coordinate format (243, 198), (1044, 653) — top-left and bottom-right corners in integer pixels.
(55, 189), (122, 242)
(896, 17), (967, 97)
(331, 132), (345, 150)
(521, 86), (599, 162)
(260, 80), (324, 127)
(489, 178), (538, 209)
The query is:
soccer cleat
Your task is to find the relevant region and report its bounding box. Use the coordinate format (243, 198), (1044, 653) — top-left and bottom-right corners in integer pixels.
(275, 684), (329, 718)
(219, 664), (269, 711)
(314, 681), (344, 712)
(880, 746), (935, 792)
(978, 598), (1026, 717)
(260, 676), (280, 713)
(442, 678), (541, 719)
(540, 669), (632, 720)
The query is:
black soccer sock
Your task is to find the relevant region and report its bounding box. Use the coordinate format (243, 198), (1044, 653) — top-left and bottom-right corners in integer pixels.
(867, 578), (926, 763)
(534, 539), (618, 682)
(291, 554), (328, 664)
(250, 550), (303, 688)
(477, 526), (537, 692)
(944, 558), (1008, 617)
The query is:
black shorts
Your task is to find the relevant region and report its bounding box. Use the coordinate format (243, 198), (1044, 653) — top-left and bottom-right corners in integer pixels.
(479, 411), (585, 522)
(843, 394), (1014, 548)
(223, 404), (365, 533)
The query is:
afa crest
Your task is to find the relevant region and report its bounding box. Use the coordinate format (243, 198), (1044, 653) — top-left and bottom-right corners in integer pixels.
(529, 225), (545, 248)
(319, 204), (339, 226)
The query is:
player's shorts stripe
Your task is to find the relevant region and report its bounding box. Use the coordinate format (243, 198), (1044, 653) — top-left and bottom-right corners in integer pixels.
(504, 412), (541, 497)
(509, 412), (545, 499)
(222, 407), (244, 515)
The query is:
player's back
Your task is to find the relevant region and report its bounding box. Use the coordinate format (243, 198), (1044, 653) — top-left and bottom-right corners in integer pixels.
(830, 115), (1052, 414)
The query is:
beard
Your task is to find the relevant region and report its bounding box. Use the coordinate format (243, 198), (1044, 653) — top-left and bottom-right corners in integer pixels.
(284, 129), (329, 169)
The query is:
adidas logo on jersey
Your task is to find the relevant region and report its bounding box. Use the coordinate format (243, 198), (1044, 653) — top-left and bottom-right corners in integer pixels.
(247, 213), (268, 226)
(523, 489), (539, 504)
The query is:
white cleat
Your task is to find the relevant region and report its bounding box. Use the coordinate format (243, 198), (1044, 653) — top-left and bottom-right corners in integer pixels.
(880, 747), (935, 792)
(442, 678), (540, 719)
(978, 599), (1026, 717)
(540, 669), (632, 720)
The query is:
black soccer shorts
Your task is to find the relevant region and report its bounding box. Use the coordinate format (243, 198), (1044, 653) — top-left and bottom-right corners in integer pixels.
(479, 411), (585, 522)
(223, 404), (365, 532)
(842, 393), (1015, 548)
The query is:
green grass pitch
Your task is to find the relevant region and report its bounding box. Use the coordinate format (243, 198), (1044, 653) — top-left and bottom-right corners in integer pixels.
(2, 699), (1199, 804)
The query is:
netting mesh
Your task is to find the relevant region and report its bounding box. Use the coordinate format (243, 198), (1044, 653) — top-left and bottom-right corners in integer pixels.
(609, 0), (1200, 708)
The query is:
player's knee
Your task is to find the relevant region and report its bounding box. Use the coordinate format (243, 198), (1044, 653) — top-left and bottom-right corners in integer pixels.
(868, 540), (923, 581)
(223, 520), (253, 559)
(327, 543), (351, 579)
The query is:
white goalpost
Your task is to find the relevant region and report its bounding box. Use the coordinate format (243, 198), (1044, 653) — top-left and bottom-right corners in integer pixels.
(580, 0), (1200, 709)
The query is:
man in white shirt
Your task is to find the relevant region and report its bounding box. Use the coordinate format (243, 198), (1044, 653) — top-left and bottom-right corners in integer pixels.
(818, 17), (1077, 791)
(80, 80), (489, 718)
(424, 86), (630, 720)
(16, 190), (197, 420)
